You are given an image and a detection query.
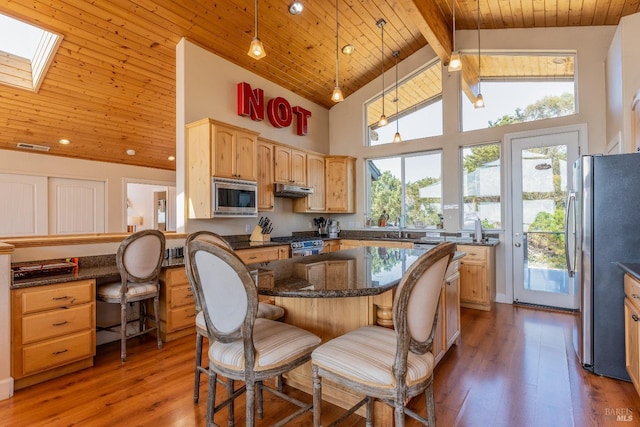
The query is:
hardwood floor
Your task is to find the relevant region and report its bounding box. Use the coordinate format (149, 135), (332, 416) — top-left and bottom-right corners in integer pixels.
(2, 303), (639, 426)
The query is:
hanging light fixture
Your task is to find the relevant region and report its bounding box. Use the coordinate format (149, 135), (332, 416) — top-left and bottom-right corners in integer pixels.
(448, 0), (462, 72)
(377, 19), (388, 126)
(331, 0), (344, 102)
(392, 51), (402, 143)
(474, 0), (485, 108)
(248, 0), (266, 60)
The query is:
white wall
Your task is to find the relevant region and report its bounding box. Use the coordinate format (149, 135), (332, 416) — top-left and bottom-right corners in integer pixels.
(328, 25), (615, 301)
(0, 150), (175, 233)
(176, 39), (331, 237)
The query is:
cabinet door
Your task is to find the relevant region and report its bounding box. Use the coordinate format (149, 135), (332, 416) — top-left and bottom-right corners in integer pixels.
(0, 173), (48, 236)
(186, 119), (213, 219)
(294, 153), (324, 212)
(459, 262), (486, 304)
(445, 272), (460, 347)
(432, 288), (446, 362)
(48, 178), (105, 234)
(235, 131), (257, 180)
(213, 125), (236, 179)
(274, 146), (292, 183)
(325, 157), (354, 213)
(625, 298), (640, 392)
(257, 141), (275, 211)
(290, 149), (307, 185)
(307, 263), (327, 289)
(326, 260), (353, 290)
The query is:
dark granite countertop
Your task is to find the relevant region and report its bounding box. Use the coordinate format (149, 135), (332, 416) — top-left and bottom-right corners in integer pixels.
(249, 246), (465, 298)
(617, 263), (640, 281)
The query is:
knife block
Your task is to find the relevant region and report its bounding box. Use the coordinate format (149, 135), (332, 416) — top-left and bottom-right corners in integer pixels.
(250, 225), (270, 242)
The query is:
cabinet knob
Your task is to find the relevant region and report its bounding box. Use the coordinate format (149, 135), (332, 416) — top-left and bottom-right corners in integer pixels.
(633, 314), (639, 322)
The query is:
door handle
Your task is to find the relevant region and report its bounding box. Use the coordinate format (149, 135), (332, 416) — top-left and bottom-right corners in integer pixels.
(514, 242), (521, 247)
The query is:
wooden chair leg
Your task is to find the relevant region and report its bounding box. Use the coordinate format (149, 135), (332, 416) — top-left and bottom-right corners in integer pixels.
(257, 381), (264, 419)
(153, 296), (163, 349)
(246, 380), (255, 427)
(226, 378), (234, 427)
(120, 302), (127, 362)
(425, 381), (435, 427)
(394, 400), (405, 427)
(194, 333), (203, 403)
(312, 365), (322, 427)
(207, 369), (217, 427)
(365, 396), (373, 427)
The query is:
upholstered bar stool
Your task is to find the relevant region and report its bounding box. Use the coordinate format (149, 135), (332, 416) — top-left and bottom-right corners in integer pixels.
(97, 229), (165, 362)
(185, 231), (285, 405)
(187, 238), (320, 426)
(311, 242), (455, 427)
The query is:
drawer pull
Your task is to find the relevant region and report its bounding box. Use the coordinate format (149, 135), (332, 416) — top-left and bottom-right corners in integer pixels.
(187, 313), (197, 318)
(633, 294), (640, 299)
(249, 256), (258, 260)
(52, 296), (70, 301)
(52, 321), (68, 326)
(633, 314), (639, 322)
(53, 349), (68, 356)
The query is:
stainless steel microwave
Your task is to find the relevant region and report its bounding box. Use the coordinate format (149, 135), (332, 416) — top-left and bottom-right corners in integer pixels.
(211, 177), (258, 217)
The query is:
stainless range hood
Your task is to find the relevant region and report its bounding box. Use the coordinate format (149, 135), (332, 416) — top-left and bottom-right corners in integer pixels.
(273, 183), (314, 198)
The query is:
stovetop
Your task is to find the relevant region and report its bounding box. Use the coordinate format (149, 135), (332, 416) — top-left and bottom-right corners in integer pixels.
(270, 236), (323, 244)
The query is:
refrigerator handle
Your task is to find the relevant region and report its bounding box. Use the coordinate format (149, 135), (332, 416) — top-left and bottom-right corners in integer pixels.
(565, 191), (576, 278)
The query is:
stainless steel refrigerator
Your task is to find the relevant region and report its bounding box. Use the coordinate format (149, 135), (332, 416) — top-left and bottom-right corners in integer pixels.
(565, 153), (640, 380)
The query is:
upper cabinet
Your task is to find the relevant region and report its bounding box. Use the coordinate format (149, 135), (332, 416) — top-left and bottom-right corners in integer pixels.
(274, 145), (307, 185)
(325, 156), (355, 213)
(293, 154), (326, 213)
(257, 140), (275, 212)
(186, 118), (258, 219)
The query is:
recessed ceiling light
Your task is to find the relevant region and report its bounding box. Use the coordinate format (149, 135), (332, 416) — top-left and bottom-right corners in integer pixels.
(342, 44), (355, 55)
(168, 155), (175, 161)
(288, 1), (303, 15)
(58, 138), (71, 145)
(126, 149), (136, 156)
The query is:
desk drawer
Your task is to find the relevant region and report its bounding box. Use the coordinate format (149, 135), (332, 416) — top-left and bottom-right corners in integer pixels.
(21, 330), (94, 376)
(625, 275), (640, 310)
(167, 306), (197, 330)
(22, 303), (93, 345)
(20, 280), (94, 315)
(457, 245), (488, 263)
(237, 247), (280, 264)
(162, 267), (188, 285)
(169, 284), (195, 308)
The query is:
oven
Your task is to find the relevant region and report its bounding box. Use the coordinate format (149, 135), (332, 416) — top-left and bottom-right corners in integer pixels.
(211, 177), (257, 217)
(290, 239), (325, 257)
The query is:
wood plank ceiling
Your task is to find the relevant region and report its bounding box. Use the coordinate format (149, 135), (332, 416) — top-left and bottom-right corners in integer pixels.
(0, 0), (638, 171)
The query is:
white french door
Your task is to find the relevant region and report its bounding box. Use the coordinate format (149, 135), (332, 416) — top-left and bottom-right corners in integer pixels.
(509, 126), (583, 309)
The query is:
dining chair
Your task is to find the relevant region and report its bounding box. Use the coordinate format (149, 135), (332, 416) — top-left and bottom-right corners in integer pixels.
(187, 238), (320, 426)
(96, 229), (165, 362)
(185, 231), (285, 406)
(311, 242), (455, 427)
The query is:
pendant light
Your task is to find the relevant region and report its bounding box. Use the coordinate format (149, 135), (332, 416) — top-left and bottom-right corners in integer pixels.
(448, 0), (462, 72)
(474, 0), (485, 108)
(392, 51), (402, 143)
(248, 0), (266, 60)
(331, 0), (344, 103)
(377, 19), (388, 126)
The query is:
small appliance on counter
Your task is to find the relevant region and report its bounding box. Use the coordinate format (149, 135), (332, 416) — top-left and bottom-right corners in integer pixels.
(328, 220), (340, 238)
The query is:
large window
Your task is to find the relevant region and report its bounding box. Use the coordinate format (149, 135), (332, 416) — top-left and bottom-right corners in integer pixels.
(461, 53), (576, 132)
(461, 142), (502, 229)
(366, 151), (442, 228)
(365, 60), (442, 146)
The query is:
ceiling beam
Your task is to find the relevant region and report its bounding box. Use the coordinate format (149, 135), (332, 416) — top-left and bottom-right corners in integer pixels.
(395, 0), (478, 104)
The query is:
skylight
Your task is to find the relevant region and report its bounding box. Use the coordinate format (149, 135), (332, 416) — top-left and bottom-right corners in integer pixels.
(0, 13), (62, 92)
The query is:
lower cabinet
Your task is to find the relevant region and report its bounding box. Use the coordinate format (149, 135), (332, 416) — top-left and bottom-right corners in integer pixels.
(432, 262), (461, 364)
(294, 259), (355, 290)
(11, 279), (96, 390)
(155, 267), (197, 342)
(624, 274), (640, 396)
(457, 245), (495, 311)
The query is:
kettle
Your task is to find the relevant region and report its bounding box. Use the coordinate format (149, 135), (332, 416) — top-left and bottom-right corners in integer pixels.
(328, 220), (340, 238)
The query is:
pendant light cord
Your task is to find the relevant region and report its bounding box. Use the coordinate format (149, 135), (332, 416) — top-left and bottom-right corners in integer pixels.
(452, 0), (456, 51)
(254, 0), (259, 38)
(395, 52), (399, 134)
(335, 0), (339, 86)
(381, 21), (385, 116)
(477, 0), (481, 92)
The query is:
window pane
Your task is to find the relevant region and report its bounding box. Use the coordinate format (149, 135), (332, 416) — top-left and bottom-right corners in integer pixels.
(461, 53), (576, 132)
(461, 143), (502, 229)
(366, 60), (442, 146)
(404, 153), (442, 228)
(368, 157), (402, 226)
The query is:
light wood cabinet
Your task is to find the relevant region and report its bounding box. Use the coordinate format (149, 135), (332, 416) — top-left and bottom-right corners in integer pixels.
(293, 153), (325, 212)
(236, 245), (290, 264)
(457, 245), (495, 311)
(624, 274), (640, 396)
(339, 239), (413, 250)
(12, 280), (96, 390)
(432, 262), (461, 365)
(155, 267), (196, 342)
(257, 140), (275, 211)
(325, 156), (355, 213)
(323, 240), (341, 253)
(186, 118), (258, 219)
(274, 145), (306, 185)
(294, 259), (354, 290)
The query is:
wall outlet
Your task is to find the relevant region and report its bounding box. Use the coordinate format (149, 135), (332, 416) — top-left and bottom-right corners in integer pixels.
(245, 223), (251, 233)
(309, 221), (313, 229)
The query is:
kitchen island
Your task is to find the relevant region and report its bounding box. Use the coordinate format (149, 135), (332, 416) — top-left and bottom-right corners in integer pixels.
(247, 244), (464, 425)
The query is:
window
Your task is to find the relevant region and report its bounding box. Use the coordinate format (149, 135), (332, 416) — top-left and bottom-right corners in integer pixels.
(461, 53), (576, 132)
(366, 151), (442, 228)
(0, 13), (62, 92)
(461, 142), (502, 229)
(365, 60), (442, 146)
